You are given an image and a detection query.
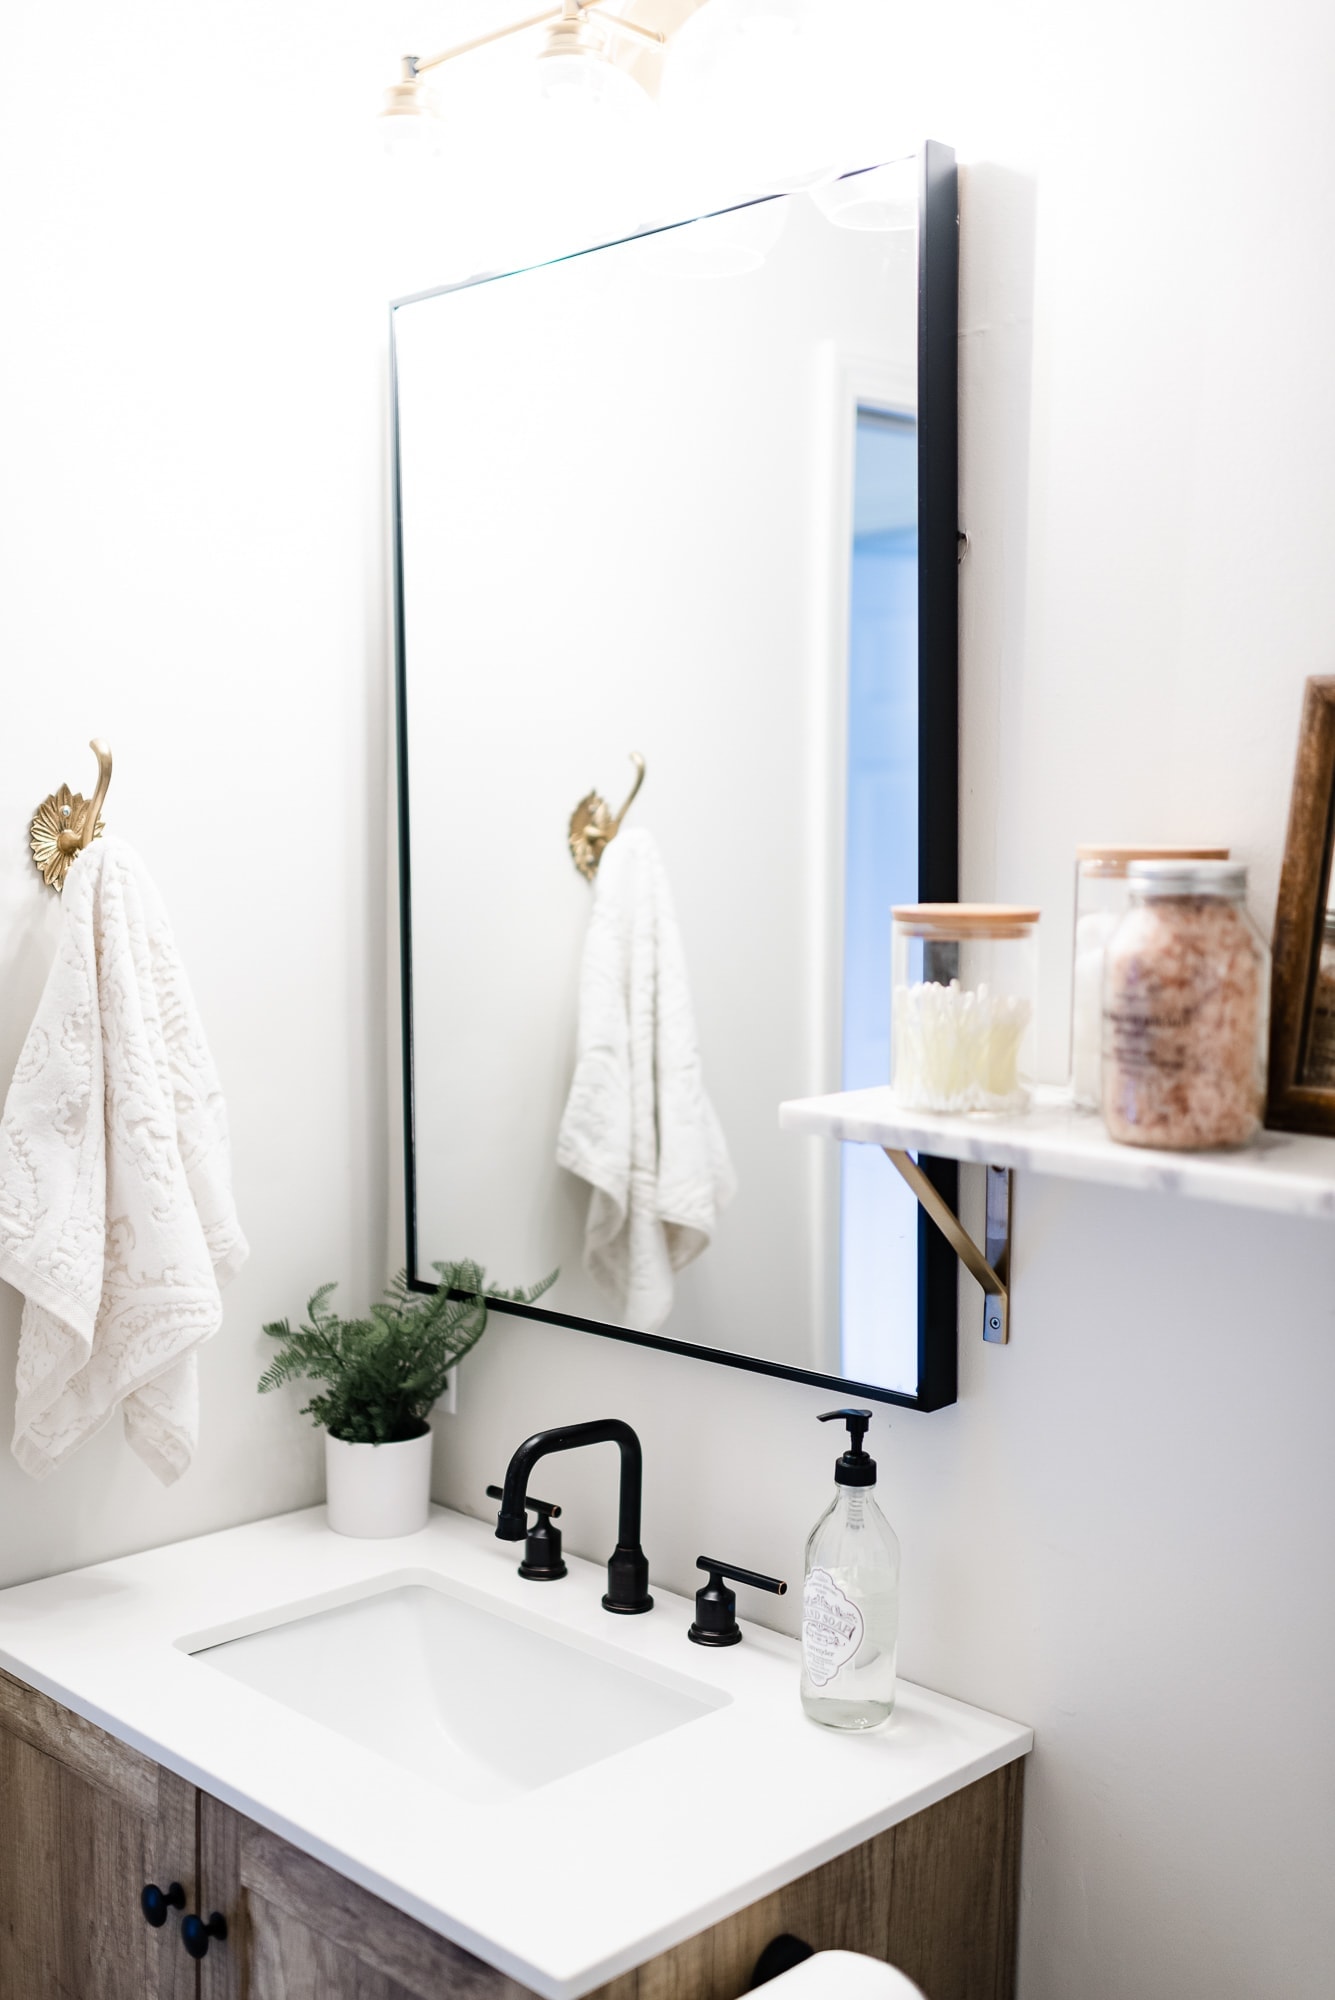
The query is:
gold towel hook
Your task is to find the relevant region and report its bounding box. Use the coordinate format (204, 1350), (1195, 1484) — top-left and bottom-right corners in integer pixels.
(30, 739), (113, 893)
(568, 751), (646, 881)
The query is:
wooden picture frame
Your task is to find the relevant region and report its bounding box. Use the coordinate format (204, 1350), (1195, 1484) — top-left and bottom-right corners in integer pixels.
(1267, 676), (1335, 1134)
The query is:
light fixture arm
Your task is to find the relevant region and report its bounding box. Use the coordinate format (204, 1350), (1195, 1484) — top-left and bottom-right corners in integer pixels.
(409, 6), (564, 77)
(406, 0), (663, 79)
(586, 4), (669, 48)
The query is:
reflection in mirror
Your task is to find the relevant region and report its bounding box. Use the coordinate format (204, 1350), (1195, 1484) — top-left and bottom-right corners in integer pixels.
(393, 151), (957, 1405)
(839, 409), (918, 1385)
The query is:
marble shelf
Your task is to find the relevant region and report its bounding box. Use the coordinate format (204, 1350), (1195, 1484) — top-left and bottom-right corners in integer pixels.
(779, 1084), (1335, 1223)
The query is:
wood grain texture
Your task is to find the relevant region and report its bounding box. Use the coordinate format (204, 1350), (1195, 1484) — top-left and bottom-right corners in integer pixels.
(199, 1783), (244, 2000)
(0, 1692), (196, 2000)
(57, 1756), (159, 1999)
(247, 1889), (422, 2000)
(0, 1728), (66, 1998)
(157, 1769), (202, 2000)
(1268, 674), (1335, 1133)
(887, 1764), (1023, 2000)
(0, 1667), (159, 1816)
(994, 1762), (1023, 1997)
(201, 1794), (531, 2000)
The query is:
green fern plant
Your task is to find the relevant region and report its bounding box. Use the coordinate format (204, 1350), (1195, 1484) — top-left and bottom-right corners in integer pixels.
(259, 1261), (556, 1445)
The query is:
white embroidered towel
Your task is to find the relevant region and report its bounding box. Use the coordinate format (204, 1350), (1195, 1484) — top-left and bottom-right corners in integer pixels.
(556, 828), (735, 1332)
(0, 838), (247, 1483)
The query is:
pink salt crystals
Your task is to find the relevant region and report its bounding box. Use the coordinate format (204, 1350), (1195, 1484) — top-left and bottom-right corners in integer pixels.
(1102, 863), (1268, 1151)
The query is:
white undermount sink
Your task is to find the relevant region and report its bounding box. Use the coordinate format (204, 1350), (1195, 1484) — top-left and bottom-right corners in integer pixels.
(188, 1571), (726, 1803)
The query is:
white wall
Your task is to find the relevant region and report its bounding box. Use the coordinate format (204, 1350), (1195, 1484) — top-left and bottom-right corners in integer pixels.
(2, 4), (1334, 2000)
(0, 0), (425, 1582)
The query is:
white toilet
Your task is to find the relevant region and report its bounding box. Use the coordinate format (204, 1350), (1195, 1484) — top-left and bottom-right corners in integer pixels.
(755, 1950), (927, 1997)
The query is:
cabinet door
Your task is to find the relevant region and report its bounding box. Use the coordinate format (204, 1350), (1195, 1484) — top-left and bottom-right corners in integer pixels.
(198, 1793), (534, 2000)
(0, 1668), (197, 2000)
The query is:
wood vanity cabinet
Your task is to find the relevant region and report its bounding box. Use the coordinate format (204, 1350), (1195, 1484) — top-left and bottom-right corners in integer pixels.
(0, 1669), (196, 2000)
(0, 1669), (1022, 2000)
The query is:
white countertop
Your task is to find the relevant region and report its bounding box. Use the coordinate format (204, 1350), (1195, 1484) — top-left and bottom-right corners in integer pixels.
(0, 1506), (1030, 1999)
(780, 1084), (1335, 1220)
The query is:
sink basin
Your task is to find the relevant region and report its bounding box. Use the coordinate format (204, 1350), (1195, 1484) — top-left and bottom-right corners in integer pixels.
(189, 1573), (725, 1803)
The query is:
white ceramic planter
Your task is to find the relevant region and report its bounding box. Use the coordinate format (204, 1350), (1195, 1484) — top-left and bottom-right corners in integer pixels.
(324, 1426), (433, 1539)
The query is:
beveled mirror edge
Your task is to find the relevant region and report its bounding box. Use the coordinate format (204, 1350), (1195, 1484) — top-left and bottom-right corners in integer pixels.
(1267, 674), (1335, 1135)
(390, 143), (961, 1412)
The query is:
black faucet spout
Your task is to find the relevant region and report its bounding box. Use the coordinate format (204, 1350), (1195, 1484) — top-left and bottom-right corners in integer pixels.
(494, 1418), (652, 1614)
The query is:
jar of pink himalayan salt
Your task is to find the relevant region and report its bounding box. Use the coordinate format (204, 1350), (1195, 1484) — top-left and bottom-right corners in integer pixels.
(1102, 861), (1269, 1150)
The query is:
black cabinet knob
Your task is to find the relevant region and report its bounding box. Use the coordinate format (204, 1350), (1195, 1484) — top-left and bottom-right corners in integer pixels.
(180, 1911), (228, 1960)
(140, 1882), (185, 1928)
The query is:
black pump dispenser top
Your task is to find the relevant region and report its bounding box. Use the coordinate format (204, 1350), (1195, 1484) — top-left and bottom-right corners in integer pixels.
(819, 1406), (877, 1486)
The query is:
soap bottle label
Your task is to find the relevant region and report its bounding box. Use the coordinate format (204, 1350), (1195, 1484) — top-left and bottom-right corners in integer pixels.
(802, 1566), (864, 1686)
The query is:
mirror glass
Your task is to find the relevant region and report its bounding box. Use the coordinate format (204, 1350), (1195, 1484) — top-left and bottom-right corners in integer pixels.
(393, 156), (957, 1402)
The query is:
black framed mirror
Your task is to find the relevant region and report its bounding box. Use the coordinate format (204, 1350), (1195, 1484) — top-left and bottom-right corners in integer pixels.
(392, 144), (959, 1409)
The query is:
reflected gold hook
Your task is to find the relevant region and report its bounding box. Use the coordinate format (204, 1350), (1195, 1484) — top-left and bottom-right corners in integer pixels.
(568, 751), (646, 881)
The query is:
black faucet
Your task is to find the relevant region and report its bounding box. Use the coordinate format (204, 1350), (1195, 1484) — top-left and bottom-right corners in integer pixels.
(493, 1418), (652, 1614)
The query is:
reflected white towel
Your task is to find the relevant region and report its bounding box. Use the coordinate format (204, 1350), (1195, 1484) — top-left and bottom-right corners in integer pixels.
(556, 829), (735, 1332)
(0, 838), (247, 1483)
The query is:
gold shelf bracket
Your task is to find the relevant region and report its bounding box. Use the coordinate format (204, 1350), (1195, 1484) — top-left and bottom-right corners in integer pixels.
(30, 738), (113, 893)
(883, 1147), (1013, 1344)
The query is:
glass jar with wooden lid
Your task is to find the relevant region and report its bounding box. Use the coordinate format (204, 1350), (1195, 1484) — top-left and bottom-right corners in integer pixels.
(1069, 845), (1229, 1108)
(891, 904), (1040, 1115)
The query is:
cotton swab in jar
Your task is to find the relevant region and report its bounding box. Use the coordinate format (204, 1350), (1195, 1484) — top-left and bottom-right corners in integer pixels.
(892, 979), (1033, 1113)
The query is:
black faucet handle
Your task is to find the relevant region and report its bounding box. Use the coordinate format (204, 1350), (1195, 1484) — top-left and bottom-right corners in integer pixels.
(688, 1556), (787, 1648)
(486, 1485), (567, 1582)
(486, 1485), (562, 1522)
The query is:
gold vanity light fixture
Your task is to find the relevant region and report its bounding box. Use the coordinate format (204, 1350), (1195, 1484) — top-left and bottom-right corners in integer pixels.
(568, 751), (646, 879)
(31, 739), (113, 893)
(380, 0), (669, 129)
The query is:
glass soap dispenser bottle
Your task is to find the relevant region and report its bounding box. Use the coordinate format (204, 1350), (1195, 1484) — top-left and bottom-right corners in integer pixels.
(800, 1408), (900, 1731)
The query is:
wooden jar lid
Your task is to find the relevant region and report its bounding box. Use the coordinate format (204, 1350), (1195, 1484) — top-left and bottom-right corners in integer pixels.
(1076, 843), (1229, 875)
(893, 902), (1040, 938)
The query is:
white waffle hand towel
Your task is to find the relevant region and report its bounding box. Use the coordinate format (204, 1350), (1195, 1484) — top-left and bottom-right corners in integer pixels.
(556, 829), (735, 1332)
(0, 838), (247, 1483)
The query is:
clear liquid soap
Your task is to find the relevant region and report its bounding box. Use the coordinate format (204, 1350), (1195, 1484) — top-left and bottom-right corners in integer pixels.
(800, 1407), (900, 1731)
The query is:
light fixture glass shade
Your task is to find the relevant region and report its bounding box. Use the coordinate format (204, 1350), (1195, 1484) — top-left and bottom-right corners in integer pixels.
(379, 65), (442, 161)
(536, 16), (648, 115)
(381, 109), (442, 164)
